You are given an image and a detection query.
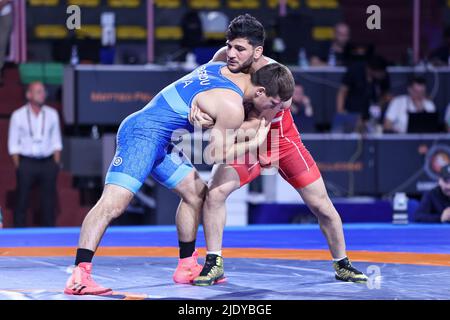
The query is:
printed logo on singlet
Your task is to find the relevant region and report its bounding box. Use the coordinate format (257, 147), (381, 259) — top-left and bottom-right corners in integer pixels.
(197, 65), (210, 86)
(183, 75), (193, 88)
(112, 156), (123, 166)
(182, 65), (210, 88)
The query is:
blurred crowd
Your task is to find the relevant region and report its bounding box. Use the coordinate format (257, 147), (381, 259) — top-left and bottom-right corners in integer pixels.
(289, 22), (450, 135)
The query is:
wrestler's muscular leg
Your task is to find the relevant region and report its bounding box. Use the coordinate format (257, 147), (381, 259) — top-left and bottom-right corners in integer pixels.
(78, 184), (134, 251)
(171, 170), (207, 284)
(173, 170), (208, 243)
(203, 164), (241, 252)
(296, 177), (347, 259)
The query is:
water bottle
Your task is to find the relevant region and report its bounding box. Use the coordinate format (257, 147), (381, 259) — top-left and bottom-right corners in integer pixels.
(298, 48), (308, 68)
(70, 45), (79, 66)
(91, 125), (100, 139)
(272, 37), (286, 53)
(392, 192), (409, 224)
(184, 52), (198, 69)
(328, 48), (336, 67)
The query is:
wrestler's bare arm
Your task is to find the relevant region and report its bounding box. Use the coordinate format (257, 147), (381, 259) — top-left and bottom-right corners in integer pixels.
(194, 91), (269, 162)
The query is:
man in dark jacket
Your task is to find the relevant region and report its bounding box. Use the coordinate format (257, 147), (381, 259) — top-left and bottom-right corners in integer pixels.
(415, 164), (450, 223)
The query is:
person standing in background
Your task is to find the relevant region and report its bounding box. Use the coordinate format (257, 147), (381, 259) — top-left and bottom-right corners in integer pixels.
(0, 0), (13, 86)
(336, 55), (391, 125)
(310, 22), (351, 67)
(8, 82), (63, 227)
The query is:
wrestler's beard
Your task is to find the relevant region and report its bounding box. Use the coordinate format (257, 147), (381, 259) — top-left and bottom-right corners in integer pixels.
(228, 56), (254, 74)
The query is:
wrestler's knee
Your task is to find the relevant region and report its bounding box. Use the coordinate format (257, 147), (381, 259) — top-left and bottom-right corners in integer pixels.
(307, 190), (334, 217)
(178, 174), (207, 209)
(96, 185), (132, 220)
(94, 197), (125, 221)
(205, 183), (232, 208)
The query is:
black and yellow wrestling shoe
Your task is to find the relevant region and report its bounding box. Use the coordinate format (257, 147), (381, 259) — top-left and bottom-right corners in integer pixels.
(192, 254), (225, 286)
(333, 257), (368, 283)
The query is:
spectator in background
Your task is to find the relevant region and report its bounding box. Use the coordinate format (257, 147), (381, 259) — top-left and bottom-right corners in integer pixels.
(8, 82), (63, 227)
(310, 22), (351, 67)
(383, 77), (436, 134)
(429, 26), (450, 67)
(415, 164), (450, 223)
(0, 0), (13, 86)
(290, 84), (315, 133)
(336, 55), (391, 127)
(291, 85), (313, 117)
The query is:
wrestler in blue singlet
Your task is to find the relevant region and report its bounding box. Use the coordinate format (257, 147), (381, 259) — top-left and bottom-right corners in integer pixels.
(105, 62), (244, 193)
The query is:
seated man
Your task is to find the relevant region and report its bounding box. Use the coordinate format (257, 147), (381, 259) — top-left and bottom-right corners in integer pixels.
(414, 164), (450, 223)
(64, 61), (294, 295)
(384, 77), (436, 134)
(290, 84), (315, 133)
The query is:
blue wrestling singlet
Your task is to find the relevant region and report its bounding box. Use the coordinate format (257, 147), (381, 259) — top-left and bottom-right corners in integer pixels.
(105, 62), (244, 193)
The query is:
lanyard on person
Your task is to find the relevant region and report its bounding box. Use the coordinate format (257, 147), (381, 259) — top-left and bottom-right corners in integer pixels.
(27, 105), (45, 138)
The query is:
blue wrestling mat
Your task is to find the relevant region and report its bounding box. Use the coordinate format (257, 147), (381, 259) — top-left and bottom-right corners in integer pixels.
(0, 224), (449, 300)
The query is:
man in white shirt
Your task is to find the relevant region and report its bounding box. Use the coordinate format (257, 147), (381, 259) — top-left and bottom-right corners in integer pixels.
(384, 77), (436, 134)
(8, 81), (63, 227)
(0, 0), (13, 86)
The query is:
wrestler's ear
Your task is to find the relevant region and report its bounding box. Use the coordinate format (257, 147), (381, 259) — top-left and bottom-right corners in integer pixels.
(254, 46), (263, 59)
(255, 87), (266, 97)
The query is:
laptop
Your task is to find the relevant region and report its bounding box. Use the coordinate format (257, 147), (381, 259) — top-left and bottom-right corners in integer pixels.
(407, 112), (440, 133)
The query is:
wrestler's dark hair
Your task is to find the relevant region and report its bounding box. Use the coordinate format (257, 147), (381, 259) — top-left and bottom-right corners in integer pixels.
(226, 14), (265, 47)
(251, 63), (294, 102)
